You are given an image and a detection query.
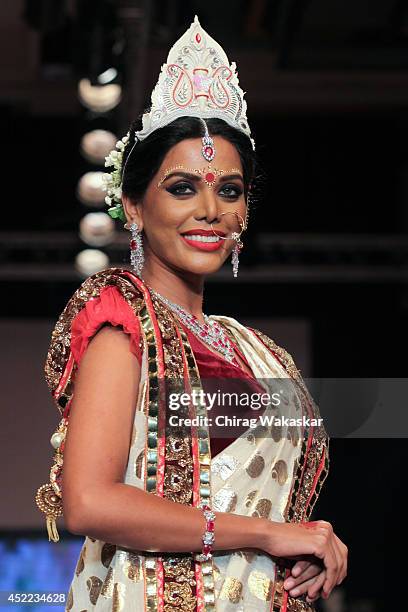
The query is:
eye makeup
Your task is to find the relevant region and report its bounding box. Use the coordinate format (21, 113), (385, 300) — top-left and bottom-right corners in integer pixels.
(167, 182), (243, 198)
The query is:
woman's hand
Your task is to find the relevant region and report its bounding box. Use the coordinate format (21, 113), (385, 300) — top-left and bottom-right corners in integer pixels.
(264, 519), (348, 599)
(284, 559), (325, 601)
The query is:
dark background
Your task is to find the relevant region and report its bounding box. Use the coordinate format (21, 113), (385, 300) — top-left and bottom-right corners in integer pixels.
(2, 1), (408, 610)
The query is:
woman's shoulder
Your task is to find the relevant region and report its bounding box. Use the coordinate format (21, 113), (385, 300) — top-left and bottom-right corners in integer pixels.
(56, 266), (143, 323)
(45, 267), (143, 394)
(72, 266), (144, 303)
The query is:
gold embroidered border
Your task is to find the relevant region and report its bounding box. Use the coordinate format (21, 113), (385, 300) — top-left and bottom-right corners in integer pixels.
(44, 267), (144, 399)
(176, 324), (216, 612)
(149, 296), (198, 612)
(271, 565), (285, 611)
(249, 328), (328, 612)
(286, 430), (329, 525)
(271, 567), (315, 612)
(148, 295), (217, 611)
(249, 327), (330, 524)
(37, 268), (145, 542)
(133, 298), (161, 612)
(138, 301), (160, 496)
(286, 596), (315, 612)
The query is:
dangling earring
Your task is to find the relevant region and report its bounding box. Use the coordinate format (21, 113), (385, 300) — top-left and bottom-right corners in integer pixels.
(210, 211), (245, 279)
(129, 221), (144, 276)
(231, 233), (243, 278)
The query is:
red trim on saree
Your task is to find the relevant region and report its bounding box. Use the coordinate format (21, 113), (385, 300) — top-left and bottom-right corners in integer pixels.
(121, 272), (167, 610)
(306, 448), (326, 509)
(62, 398), (72, 421)
(169, 318), (206, 610)
(123, 274), (209, 612)
(157, 561), (164, 612)
(54, 353), (74, 401)
(270, 565), (278, 611)
(281, 569), (290, 612)
(122, 270), (166, 372)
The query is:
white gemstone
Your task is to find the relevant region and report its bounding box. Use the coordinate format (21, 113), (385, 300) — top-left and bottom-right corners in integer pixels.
(203, 532), (215, 545)
(50, 432), (64, 449)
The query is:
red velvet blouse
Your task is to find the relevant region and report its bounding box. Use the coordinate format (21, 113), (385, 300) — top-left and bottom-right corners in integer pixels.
(71, 286), (259, 457)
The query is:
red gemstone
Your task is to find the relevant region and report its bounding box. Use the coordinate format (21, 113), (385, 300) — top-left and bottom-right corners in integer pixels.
(205, 146), (213, 156)
(55, 467), (62, 486)
(207, 521), (215, 531)
(205, 172), (215, 183)
(196, 33), (201, 43)
(203, 545), (211, 555)
(130, 239), (137, 250)
(200, 331), (206, 337)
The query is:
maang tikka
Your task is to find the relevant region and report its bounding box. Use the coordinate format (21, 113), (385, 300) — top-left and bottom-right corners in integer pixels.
(199, 118), (215, 162)
(128, 221), (144, 276)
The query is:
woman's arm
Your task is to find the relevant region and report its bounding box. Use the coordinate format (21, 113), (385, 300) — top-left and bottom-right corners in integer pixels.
(62, 325), (265, 553)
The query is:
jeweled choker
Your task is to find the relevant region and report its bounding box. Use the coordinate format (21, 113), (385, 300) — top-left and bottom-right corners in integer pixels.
(148, 286), (238, 364)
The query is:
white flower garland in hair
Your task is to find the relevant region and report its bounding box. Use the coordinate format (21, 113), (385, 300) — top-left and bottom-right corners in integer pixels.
(101, 132), (130, 222)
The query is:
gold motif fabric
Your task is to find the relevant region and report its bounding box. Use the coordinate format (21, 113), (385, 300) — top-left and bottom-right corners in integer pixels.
(43, 270), (329, 612)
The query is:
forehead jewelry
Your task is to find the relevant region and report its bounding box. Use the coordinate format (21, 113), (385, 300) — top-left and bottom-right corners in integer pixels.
(199, 118), (216, 162)
(200, 165), (224, 187)
(157, 165), (242, 189)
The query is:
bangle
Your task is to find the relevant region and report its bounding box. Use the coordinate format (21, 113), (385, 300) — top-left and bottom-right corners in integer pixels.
(195, 503), (216, 562)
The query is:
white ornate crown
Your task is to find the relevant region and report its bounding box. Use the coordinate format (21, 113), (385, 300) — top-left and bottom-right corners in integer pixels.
(135, 15), (255, 150)
(102, 15), (254, 222)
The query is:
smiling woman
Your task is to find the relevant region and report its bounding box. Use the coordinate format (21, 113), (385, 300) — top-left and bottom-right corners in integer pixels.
(36, 15), (346, 612)
(121, 126), (249, 280)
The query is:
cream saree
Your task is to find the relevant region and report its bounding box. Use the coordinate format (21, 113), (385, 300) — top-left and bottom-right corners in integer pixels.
(37, 268), (329, 612)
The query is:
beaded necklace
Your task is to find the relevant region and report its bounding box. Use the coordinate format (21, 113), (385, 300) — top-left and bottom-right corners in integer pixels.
(148, 286), (238, 364)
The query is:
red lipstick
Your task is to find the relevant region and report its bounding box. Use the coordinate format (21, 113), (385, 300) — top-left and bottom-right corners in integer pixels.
(182, 229), (226, 237)
(181, 228), (225, 251)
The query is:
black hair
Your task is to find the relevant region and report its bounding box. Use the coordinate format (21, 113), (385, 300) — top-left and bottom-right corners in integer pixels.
(121, 115), (263, 206)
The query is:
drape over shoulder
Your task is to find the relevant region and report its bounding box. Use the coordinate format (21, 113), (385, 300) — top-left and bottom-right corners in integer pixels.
(68, 282), (263, 460)
(37, 268), (329, 612)
(70, 285), (143, 366)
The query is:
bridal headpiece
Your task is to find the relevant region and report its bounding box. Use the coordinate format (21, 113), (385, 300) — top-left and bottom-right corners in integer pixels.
(102, 14), (255, 221)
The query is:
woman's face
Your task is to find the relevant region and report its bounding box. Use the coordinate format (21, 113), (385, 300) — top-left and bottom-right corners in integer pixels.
(123, 135), (247, 279)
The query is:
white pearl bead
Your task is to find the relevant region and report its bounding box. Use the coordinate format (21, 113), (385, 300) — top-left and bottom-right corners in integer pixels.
(50, 432), (64, 449)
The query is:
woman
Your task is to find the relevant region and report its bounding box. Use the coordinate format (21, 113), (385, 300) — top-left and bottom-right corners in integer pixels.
(36, 16), (347, 611)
